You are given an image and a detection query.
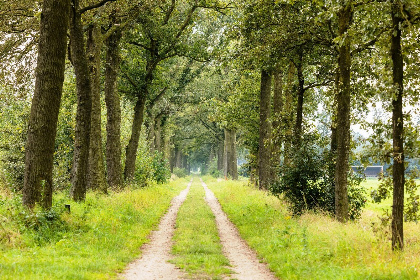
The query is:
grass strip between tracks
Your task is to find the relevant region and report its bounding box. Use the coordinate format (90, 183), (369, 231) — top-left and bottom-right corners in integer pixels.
(171, 177), (231, 279)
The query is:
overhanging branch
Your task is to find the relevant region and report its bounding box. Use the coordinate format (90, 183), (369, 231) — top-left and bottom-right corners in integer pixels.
(80, 0), (116, 14)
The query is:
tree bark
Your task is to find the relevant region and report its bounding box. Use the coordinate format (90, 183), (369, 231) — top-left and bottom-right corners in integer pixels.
(70, 0), (93, 202)
(283, 62), (296, 165)
(272, 67), (283, 169)
(154, 114), (163, 153)
(224, 128), (238, 180)
(217, 140), (224, 172)
(124, 95), (146, 180)
(105, 26), (123, 188)
(391, 0), (404, 251)
(23, 0), (70, 209)
(294, 53), (305, 142)
(124, 57), (156, 180)
(335, 2), (352, 222)
(87, 23), (106, 193)
(147, 115), (156, 152)
(330, 71), (340, 153)
(258, 69), (272, 190)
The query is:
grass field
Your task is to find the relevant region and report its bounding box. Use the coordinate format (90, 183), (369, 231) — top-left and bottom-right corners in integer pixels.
(0, 178), (188, 280)
(204, 176), (420, 280)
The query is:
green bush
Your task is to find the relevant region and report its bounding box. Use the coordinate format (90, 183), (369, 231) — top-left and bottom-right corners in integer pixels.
(0, 97), (29, 190)
(270, 135), (366, 220)
(152, 151), (170, 184)
(207, 158), (221, 178)
(173, 167), (187, 178)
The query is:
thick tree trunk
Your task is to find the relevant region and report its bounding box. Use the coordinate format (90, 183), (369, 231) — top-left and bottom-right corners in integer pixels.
(124, 57), (156, 180)
(272, 67), (283, 169)
(70, 0), (93, 202)
(23, 0), (70, 209)
(124, 96), (146, 180)
(170, 147), (175, 173)
(147, 116), (156, 152)
(105, 27), (123, 188)
(183, 156), (188, 171)
(294, 54), (305, 142)
(154, 114), (163, 153)
(87, 24), (106, 193)
(335, 3), (352, 222)
(283, 62), (295, 165)
(258, 69), (272, 190)
(224, 128), (238, 180)
(330, 72), (339, 153)
(391, 0), (404, 250)
(217, 140), (224, 172)
(175, 146), (182, 168)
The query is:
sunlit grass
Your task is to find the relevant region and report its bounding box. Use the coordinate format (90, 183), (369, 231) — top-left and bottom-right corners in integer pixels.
(170, 178), (231, 279)
(205, 178), (420, 280)
(0, 178), (189, 279)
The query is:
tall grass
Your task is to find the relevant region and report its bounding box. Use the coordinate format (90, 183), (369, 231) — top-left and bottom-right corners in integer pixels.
(205, 178), (420, 280)
(0, 178), (188, 279)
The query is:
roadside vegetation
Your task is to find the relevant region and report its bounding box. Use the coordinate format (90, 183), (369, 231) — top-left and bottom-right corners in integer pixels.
(171, 178), (231, 279)
(204, 177), (420, 280)
(0, 178), (188, 280)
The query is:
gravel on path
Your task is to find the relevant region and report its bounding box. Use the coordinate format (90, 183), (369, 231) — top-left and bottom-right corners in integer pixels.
(121, 180), (192, 280)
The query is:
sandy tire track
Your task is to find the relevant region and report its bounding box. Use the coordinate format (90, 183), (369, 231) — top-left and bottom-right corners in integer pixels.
(120, 180), (192, 280)
(201, 179), (278, 280)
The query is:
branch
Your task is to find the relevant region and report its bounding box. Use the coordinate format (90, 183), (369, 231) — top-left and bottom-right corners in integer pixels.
(303, 80), (333, 91)
(80, 0), (116, 14)
(149, 87), (168, 108)
(122, 71), (139, 90)
(175, 5), (197, 39)
(102, 21), (129, 41)
(351, 27), (388, 55)
(129, 41), (153, 52)
(198, 118), (222, 141)
(196, 2), (234, 15)
(163, 0), (176, 25)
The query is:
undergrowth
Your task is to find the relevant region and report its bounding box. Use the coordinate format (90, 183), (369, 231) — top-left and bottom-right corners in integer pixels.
(205, 177), (420, 280)
(0, 178), (188, 279)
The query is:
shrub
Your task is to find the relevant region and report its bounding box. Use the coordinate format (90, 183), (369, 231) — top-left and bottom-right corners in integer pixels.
(173, 167), (187, 178)
(270, 134), (366, 220)
(207, 158), (221, 178)
(152, 151), (170, 184)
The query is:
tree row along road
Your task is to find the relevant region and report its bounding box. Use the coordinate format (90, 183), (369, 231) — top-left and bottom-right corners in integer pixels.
(121, 178), (277, 280)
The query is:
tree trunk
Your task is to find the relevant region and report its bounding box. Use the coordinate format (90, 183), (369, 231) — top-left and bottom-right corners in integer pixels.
(294, 53), (305, 143)
(154, 114), (163, 153)
(147, 115), (156, 152)
(170, 147), (175, 173)
(124, 96), (146, 180)
(258, 69), (272, 190)
(70, 0), (93, 202)
(283, 62), (296, 165)
(175, 146), (182, 168)
(23, 0), (70, 209)
(105, 27), (123, 188)
(224, 128), (238, 180)
(335, 3), (353, 222)
(217, 140), (224, 172)
(183, 156), (188, 171)
(124, 57), (156, 180)
(391, 0), (404, 250)
(330, 71), (339, 153)
(272, 67), (283, 170)
(87, 23), (106, 193)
